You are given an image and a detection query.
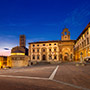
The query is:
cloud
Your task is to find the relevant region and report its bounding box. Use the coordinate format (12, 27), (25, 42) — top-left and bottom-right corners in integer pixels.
(0, 35), (18, 56)
(4, 48), (10, 50)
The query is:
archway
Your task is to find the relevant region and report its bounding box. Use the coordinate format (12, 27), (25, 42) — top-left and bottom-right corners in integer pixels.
(42, 55), (46, 60)
(64, 53), (69, 61)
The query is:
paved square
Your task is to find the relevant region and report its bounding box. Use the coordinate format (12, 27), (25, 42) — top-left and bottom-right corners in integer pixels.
(0, 64), (90, 90)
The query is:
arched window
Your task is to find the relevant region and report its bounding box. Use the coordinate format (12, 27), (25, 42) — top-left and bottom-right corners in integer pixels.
(70, 54), (72, 59)
(43, 49), (45, 52)
(60, 54), (62, 59)
(54, 48), (57, 52)
(33, 55), (35, 59)
(49, 49), (51, 52)
(37, 55), (39, 59)
(64, 32), (67, 35)
(49, 55), (52, 60)
(33, 49), (35, 52)
(37, 49), (39, 52)
(54, 55), (57, 59)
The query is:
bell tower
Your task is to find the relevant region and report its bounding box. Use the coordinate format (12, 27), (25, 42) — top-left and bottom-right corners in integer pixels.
(20, 35), (26, 47)
(61, 28), (70, 41)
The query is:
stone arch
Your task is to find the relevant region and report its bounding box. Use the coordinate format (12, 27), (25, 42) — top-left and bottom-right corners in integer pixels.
(64, 53), (69, 61)
(62, 48), (70, 61)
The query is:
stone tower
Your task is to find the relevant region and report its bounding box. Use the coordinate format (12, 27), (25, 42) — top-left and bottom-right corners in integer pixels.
(20, 35), (26, 47)
(61, 28), (70, 40)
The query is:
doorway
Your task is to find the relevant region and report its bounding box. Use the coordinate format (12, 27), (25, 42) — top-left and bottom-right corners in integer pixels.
(64, 53), (69, 61)
(42, 55), (46, 60)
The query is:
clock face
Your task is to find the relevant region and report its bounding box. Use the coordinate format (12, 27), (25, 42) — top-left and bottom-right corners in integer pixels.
(65, 36), (67, 38)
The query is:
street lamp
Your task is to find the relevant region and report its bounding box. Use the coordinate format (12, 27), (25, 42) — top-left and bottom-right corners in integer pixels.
(80, 52), (83, 63)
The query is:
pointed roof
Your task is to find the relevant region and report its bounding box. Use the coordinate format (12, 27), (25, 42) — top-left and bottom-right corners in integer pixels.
(77, 22), (90, 41)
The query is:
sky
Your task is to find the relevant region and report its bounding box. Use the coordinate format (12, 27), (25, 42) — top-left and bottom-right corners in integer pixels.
(0, 0), (90, 56)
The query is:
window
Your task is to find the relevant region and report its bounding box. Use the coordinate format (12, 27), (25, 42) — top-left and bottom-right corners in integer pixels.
(20, 57), (24, 60)
(3, 62), (7, 65)
(49, 49), (51, 52)
(37, 49), (39, 52)
(84, 40), (86, 46)
(85, 34), (86, 37)
(87, 31), (89, 35)
(71, 49), (72, 52)
(43, 49), (45, 52)
(37, 44), (39, 46)
(54, 43), (56, 45)
(33, 55), (35, 59)
(15, 57), (17, 60)
(37, 55), (39, 59)
(80, 43), (81, 48)
(64, 32), (67, 35)
(49, 55), (52, 60)
(33, 45), (35, 47)
(54, 48), (56, 52)
(70, 54), (72, 59)
(87, 38), (89, 45)
(82, 42), (84, 47)
(54, 56), (57, 59)
(60, 54), (62, 59)
(21, 40), (24, 42)
(43, 44), (45, 46)
(12, 57), (14, 60)
(33, 49), (35, 52)
(49, 44), (51, 46)
(60, 49), (61, 52)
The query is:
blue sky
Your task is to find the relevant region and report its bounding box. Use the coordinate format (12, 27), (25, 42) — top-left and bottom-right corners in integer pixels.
(0, 0), (90, 55)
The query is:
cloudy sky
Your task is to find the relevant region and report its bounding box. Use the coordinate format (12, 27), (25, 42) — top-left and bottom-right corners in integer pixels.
(0, 0), (90, 56)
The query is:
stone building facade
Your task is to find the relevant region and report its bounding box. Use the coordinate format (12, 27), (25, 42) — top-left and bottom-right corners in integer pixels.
(8, 22), (90, 67)
(11, 35), (29, 67)
(29, 28), (75, 63)
(74, 23), (90, 61)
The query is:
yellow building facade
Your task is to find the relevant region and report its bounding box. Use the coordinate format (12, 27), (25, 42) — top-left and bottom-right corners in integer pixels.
(1, 23), (90, 68)
(29, 23), (90, 63)
(29, 28), (75, 63)
(0, 56), (11, 69)
(74, 23), (90, 61)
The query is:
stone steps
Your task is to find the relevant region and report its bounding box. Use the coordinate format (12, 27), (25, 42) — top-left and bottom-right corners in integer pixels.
(37, 61), (50, 65)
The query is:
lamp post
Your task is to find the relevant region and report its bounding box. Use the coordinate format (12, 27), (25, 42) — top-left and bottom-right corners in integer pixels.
(76, 52), (85, 66)
(80, 52), (83, 63)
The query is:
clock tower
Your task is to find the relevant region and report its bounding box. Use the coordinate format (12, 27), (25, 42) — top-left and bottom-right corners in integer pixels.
(61, 28), (70, 41)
